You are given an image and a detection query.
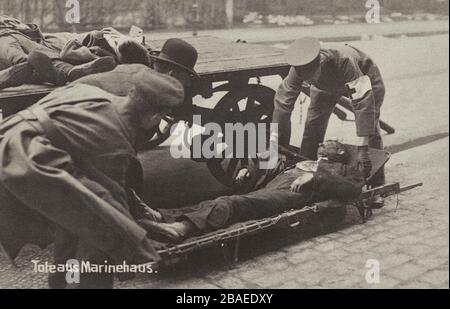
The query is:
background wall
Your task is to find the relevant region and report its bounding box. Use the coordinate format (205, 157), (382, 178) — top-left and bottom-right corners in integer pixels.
(0, 0), (448, 31)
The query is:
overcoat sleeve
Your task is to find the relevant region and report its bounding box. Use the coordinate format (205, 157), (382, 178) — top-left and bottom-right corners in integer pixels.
(339, 57), (377, 136)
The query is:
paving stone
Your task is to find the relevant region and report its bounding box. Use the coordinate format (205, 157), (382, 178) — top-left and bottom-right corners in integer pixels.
(285, 240), (316, 253)
(399, 280), (434, 289)
(361, 276), (401, 289)
(314, 241), (344, 252)
(381, 253), (413, 269)
(416, 256), (449, 269)
(1, 137), (448, 289)
(389, 263), (428, 281)
(420, 269), (450, 287)
(337, 233), (367, 244)
(213, 274), (254, 289)
(278, 280), (304, 289)
(252, 268), (298, 288)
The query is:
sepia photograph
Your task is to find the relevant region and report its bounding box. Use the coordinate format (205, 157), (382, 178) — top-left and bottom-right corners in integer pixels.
(0, 0), (448, 294)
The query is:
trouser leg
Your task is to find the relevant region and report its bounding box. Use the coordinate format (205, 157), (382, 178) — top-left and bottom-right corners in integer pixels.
(181, 189), (309, 232)
(0, 36), (35, 89)
(300, 86), (339, 160)
(368, 72), (386, 187)
(0, 62), (35, 89)
(368, 128), (385, 186)
(4, 35), (69, 86)
(14, 34), (60, 59)
(0, 35), (28, 69)
(49, 227), (78, 289)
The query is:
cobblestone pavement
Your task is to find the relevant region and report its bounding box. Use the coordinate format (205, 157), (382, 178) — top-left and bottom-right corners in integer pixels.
(120, 137), (450, 289)
(0, 137), (447, 289)
(0, 31), (448, 289)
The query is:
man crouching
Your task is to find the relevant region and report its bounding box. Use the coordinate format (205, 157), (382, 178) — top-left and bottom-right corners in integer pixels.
(0, 65), (185, 289)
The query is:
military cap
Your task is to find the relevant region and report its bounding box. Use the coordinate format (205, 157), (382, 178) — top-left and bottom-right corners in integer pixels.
(130, 68), (184, 108)
(285, 37), (321, 67)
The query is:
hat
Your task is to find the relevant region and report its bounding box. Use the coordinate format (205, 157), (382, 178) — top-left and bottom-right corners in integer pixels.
(129, 69), (185, 108)
(149, 38), (199, 78)
(285, 37), (321, 67)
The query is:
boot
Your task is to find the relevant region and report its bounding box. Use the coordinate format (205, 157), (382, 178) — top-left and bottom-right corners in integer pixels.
(0, 62), (34, 90)
(66, 56), (117, 82)
(27, 50), (62, 85)
(28, 50), (117, 85)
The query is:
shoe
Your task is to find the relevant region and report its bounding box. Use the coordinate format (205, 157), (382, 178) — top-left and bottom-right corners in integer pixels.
(48, 272), (67, 289)
(370, 195), (385, 209)
(67, 56), (117, 82)
(27, 50), (62, 85)
(0, 62), (34, 90)
(137, 219), (185, 244)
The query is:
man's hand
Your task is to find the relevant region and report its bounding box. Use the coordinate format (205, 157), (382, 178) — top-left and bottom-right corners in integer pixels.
(235, 168), (250, 185)
(290, 173), (314, 193)
(357, 145), (372, 178)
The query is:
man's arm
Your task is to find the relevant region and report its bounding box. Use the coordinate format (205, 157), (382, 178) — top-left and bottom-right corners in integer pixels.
(312, 168), (363, 202)
(341, 58), (377, 139)
(290, 172), (314, 193)
(340, 58), (378, 177)
(272, 67), (303, 146)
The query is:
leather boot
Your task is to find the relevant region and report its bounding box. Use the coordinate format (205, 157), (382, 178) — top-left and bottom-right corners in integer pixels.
(0, 62), (34, 90)
(27, 50), (63, 85)
(28, 50), (117, 85)
(66, 56), (117, 82)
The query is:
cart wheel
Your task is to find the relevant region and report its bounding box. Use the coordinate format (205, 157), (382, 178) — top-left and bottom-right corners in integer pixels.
(213, 84), (275, 124)
(207, 85), (275, 188)
(140, 115), (176, 150)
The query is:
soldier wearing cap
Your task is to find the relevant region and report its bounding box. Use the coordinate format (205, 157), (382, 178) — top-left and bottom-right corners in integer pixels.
(0, 65), (186, 288)
(273, 37), (386, 200)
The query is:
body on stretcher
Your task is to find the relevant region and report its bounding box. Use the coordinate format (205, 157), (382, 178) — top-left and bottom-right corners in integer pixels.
(149, 145), (422, 267)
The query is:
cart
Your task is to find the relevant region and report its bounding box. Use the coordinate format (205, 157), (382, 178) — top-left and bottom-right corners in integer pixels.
(0, 36), (420, 269)
(0, 36), (396, 188)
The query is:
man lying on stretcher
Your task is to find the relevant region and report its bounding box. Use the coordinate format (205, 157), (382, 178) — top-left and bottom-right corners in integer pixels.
(137, 140), (366, 243)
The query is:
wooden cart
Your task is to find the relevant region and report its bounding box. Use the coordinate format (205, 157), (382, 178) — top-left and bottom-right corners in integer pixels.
(0, 36), (396, 188)
(0, 36), (419, 269)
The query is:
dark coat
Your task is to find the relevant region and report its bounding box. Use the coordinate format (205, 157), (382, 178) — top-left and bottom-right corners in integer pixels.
(0, 80), (183, 264)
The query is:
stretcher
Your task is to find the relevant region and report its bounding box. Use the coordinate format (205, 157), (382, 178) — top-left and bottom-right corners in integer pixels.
(150, 145), (422, 267)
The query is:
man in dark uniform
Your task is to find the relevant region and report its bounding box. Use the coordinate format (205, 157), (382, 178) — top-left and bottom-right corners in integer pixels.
(272, 37), (386, 206)
(0, 66), (185, 288)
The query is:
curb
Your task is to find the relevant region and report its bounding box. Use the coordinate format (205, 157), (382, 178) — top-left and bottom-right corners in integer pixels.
(386, 132), (449, 155)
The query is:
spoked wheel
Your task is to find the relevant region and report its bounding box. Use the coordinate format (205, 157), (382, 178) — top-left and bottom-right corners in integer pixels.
(206, 84), (275, 189)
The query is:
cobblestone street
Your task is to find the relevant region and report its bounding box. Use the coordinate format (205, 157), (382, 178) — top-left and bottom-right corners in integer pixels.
(1, 137), (447, 289)
(119, 137), (450, 289)
(0, 24), (448, 289)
